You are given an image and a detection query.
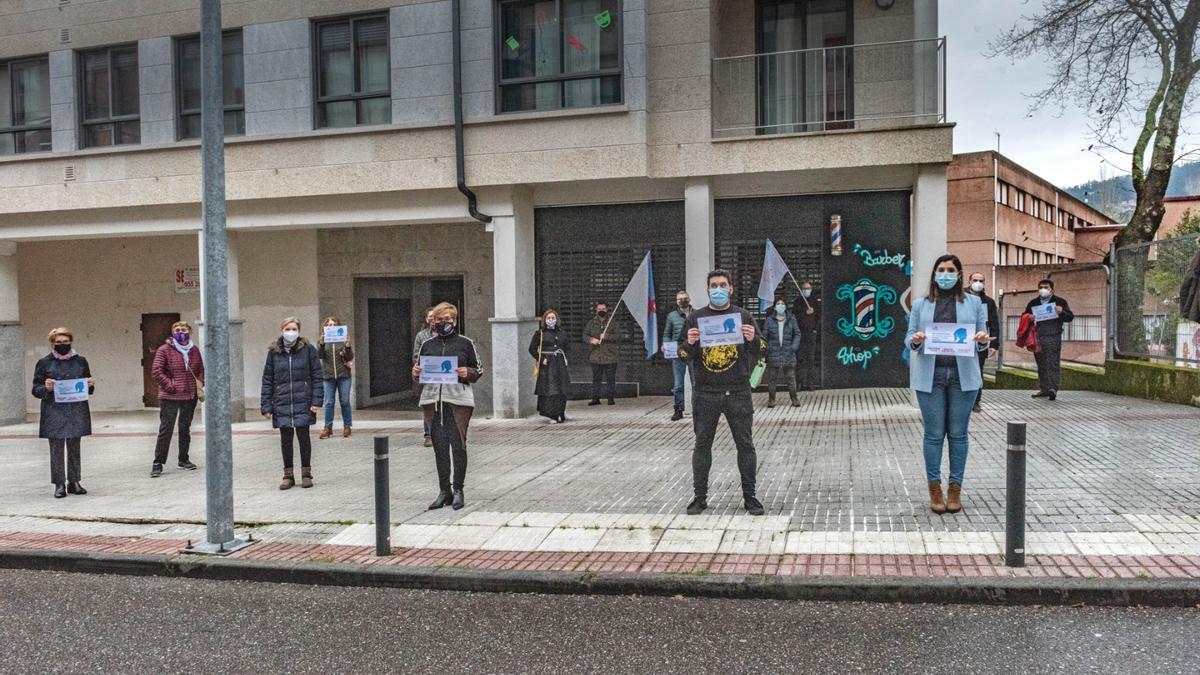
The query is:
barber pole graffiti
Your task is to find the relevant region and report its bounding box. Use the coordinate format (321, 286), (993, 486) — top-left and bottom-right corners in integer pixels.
(830, 214), (843, 256)
(836, 278), (897, 341)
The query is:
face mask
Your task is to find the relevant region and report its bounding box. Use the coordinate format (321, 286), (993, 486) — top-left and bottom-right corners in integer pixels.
(934, 272), (958, 290)
(678, 300), (690, 309)
(173, 332), (190, 344)
(53, 344), (72, 355)
(282, 330), (299, 343)
(437, 321), (456, 337)
(1038, 288), (1052, 299)
(775, 304), (786, 315)
(708, 287), (730, 307)
(596, 309), (607, 317)
(546, 318), (558, 328)
(801, 289), (812, 299)
(970, 282), (984, 293)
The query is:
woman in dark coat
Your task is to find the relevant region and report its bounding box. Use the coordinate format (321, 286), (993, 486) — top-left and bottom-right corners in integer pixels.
(261, 317), (324, 490)
(763, 297), (801, 407)
(529, 309), (571, 423)
(32, 327), (95, 498)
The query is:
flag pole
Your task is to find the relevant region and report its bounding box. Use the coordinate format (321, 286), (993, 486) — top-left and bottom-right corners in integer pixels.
(599, 298), (624, 342)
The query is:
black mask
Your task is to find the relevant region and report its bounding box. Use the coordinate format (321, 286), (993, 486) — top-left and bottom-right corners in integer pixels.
(597, 310), (608, 317)
(436, 321), (456, 337)
(53, 344), (72, 355)
(678, 301), (690, 309)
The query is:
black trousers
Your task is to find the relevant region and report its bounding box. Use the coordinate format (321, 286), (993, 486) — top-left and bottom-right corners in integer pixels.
(692, 389), (758, 499)
(796, 330), (820, 388)
(280, 426), (312, 469)
(1034, 332), (1063, 393)
(975, 352), (989, 405)
(48, 437), (81, 485)
(767, 366), (797, 400)
(537, 395), (567, 420)
(429, 404), (472, 491)
(153, 398), (198, 465)
(590, 363), (617, 402)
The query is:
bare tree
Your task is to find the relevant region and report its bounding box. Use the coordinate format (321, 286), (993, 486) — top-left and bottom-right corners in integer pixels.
(990, 0), (1200, 355)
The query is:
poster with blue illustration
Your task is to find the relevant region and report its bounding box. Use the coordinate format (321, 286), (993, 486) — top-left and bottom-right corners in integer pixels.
(419, 356), (459, 385)
(323, 325), (348, 343)
(923, 323), (976, 357)
(54, 378), (89, 403)
(698, 313), (744, 347)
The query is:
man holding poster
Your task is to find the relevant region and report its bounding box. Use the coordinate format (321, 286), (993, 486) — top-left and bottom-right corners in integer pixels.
(1023, 279), (1074, 401)
(677, 270), (766, 516)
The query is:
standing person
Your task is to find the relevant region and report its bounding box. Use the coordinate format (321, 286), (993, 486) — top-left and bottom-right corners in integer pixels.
(261, 317), (324, 490)
(529, 309), (571, 423)
(763, 296), (801, 407)
(966, 273), (1000, 412)
(678, 270), (767, 516)
(1023, 279), (1074, 401)
(583, 301), (620, 406)
(32, 327), (95, 498)
(413, 308), (435, 447)
(662, 291), (692, 421)
(792, 280), (821, 390)
(317, 316), (354, 439)
(150, 320), (204, 477)
(905, 254), (991, 514)
(413, 302), (484, 510)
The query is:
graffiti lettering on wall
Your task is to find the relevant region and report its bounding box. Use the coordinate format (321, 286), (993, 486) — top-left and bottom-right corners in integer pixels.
(838, 345), (881, 370)
(835, 278), (898, 340)
(852, 244), (908, 272)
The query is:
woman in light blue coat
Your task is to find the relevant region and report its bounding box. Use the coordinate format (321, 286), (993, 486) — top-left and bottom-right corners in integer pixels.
(905, 254), (991, 515)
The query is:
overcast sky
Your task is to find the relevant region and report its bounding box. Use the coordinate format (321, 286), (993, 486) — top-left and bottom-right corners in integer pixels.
(940, 0), (1197, 188)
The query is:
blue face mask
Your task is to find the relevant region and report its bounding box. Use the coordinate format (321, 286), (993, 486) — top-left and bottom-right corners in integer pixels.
(708, 287), (730, 307)
(801, 289), (812, 299)
(934, 272), (958, 290)
(775, 304), (786, 314)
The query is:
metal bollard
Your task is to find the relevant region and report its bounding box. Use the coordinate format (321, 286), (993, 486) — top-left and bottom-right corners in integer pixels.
(1005, 421), (1026, 567)
(374, 436), (391, 556)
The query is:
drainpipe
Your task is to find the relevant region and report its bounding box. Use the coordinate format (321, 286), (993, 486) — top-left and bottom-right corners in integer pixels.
(453, 0), (491, 225)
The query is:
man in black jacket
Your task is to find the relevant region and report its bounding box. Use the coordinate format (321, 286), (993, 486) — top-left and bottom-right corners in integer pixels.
(678, 269), (767, 516)
(967, 272), (1000, 412)
(1023, 278), (1074, 401)
(792, 280), (821, 390)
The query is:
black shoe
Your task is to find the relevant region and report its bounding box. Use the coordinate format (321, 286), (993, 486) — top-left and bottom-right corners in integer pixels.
(67, 482), (87, 495)
(178, 461), (197, 471)
(767, 399), (776, 408)
(607, 399), (615, 405)
(54, 484), (66, 498)
(428, 490), (452, 510)
(150, 463), (163, 478)
(686, 496), (707, 515)
(670, 409), (684, 421)
(557, 415), (567, 423)
(972, 403), (982, 413)
(790, 398), (800, 407)
(744, 496), (764, 516)
(1047, 391), (1057, 401)
(588, 400), (602, 406)
(452, 489), (465, 510)
(1032, 390), (1050, 398)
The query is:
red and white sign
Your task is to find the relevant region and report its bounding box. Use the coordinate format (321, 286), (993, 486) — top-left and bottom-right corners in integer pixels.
(175, 266), (200, 294)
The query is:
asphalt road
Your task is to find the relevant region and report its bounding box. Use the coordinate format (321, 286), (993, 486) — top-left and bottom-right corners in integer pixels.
(0, 570), (1196, 674)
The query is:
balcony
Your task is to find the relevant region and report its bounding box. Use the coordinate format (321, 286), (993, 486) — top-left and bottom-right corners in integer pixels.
(711, 37), (946, 140)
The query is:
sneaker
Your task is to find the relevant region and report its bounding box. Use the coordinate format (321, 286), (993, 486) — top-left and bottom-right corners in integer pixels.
(587, 400), (602, 406)
(1031, 391), (1050, 398)
(178, 461), (198, 471)
(670, 409), (684, 421)
(972, 403), (982, 413)
(150, 463), (163, 478)
(423, 436), (433, 448)
(1047, 391), (1057, 401)
(790, 399), (800, 407)
(744, 496), (765, 516)
(767, 399), (776, 408)
(686, 496), (708, 515)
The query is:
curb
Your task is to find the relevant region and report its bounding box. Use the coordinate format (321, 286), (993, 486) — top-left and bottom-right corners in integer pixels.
(2, 548), (1199, 607)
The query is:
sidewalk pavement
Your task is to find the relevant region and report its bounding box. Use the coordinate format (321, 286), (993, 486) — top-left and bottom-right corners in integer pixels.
(1, 389), (1198, 602)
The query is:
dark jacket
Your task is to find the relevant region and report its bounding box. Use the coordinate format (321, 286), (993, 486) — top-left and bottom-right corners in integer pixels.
(763, 312), (801, 367)
(260, 338), (324, 428)
(152, 340), (205, 401)
(974, 291), (1000, 350)
(529, 327), (571, 397)
(1023, 294), (1074, 337)
(583, 315), (621, 365)
(32, 353), (94, 439)
(318, 341), (354, 380)
(677, 305), (765, 393)
(793, 294), (821, 333)
(663, 308), (689, 344)
(1181, 247), (1200, 323)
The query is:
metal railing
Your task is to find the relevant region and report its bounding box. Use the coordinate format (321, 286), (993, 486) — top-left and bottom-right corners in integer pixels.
(711, 37), (946, 139)
(1112, 232), (1200, 366)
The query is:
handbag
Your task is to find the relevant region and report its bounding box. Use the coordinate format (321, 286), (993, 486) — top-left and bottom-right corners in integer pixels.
(749, 358), (767, 389)
(191, 367), (205, 402)
(532, 330), (544, 383)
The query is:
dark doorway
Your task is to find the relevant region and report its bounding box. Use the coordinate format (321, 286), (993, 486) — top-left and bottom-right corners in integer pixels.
(141, 312), (181, 407)
(367, 298), (411, 398)
(429, 278), (465, 334)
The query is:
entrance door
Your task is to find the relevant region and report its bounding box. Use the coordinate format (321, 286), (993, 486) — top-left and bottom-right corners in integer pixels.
(367, 298), (411, 398)
(141, 312), (180, 407)
(429, 278), (465, 334)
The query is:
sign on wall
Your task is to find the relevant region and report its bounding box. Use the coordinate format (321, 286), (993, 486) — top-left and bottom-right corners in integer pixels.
(175, 266), (200, 294)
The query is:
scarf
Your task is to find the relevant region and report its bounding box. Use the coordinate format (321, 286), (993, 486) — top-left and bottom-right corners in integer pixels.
(50, 348), (78, 361)
(172, 339), (194, 368)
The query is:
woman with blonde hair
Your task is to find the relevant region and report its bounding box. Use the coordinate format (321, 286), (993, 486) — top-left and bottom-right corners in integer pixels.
(261, 317), (323, 489)
(317, 315), (354, 439)
(150, 320), (205, 477)
(32, 327), (95, 498)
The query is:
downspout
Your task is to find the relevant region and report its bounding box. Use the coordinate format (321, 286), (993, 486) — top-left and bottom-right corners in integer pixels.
(453, 0), (491, 225)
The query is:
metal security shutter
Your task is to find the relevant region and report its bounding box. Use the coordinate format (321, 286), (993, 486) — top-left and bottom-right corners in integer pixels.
(536, 202), (686, 395)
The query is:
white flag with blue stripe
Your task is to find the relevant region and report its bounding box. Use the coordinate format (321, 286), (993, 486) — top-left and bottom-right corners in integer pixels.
(619, 251), (657, 358)
(758, 239), (792, 311)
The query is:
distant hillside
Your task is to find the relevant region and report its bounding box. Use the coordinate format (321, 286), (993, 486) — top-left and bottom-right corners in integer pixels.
(1064, 161), (1200, 222)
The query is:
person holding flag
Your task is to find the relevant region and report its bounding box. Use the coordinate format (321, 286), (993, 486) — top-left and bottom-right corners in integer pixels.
(583, 301), (621, 405)
(584, 251), (659, 406)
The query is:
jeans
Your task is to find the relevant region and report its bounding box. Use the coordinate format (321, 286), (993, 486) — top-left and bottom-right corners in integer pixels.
(323, 377), (352, 428)
(975, 351), (989, 405)
(591, 363), (617, 402)
(915, 365), (976, 484)
(280, 426), (312, 469)
(48, 437), (81, 485)
(153, 398), (197, 465)
(671, 358), (691, 411)
(1034, 331), (1063, 393)
(692, 389), (758, 498)
(796, 330), (820, 388)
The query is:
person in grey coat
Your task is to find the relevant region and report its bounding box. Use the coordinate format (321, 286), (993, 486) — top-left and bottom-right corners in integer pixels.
(763, 297), (801, 407)
(32, 327), (95, 498)
(261, 317), (324, 490)
(413, 307), (435, 447)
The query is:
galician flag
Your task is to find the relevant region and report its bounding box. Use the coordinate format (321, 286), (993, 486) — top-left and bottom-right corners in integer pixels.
(619, 251), (657, 358)
(757, 239), (792, 310)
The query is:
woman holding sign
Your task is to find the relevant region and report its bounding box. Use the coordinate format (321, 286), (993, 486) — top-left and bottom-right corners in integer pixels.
(905, 254), (991, 515)
(529, 309), (570, 423)
(413, 302), (483, 511)
(32, 327), (95, 498)
(261, 317), (324, 490)
(317, 316), (354, 439)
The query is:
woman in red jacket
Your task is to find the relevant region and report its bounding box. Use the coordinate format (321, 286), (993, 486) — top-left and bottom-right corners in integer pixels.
(150, 320), (205, 477)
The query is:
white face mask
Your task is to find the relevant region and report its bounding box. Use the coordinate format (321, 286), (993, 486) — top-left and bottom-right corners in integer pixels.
(970, 281), (984, 293)
(1038, 288), (1052, 299)
(545, 318), (558, 328)
(282, 330), (299, 342)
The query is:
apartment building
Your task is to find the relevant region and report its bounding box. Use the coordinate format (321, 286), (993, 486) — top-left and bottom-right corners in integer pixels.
(0, 0), (950, 422)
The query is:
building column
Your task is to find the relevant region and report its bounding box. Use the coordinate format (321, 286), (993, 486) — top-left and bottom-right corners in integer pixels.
(911, 164), (949, 299)
(0, 243), (23, 425)
(683, 178), (715, 416)
(198, 231), (246, 423)
(489, 187), (538, 419)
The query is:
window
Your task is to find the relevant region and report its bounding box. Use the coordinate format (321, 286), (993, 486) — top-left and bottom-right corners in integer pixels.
(996, 242), (1008, 266)
(1016, 191), (1025, 212)
(1032, 199), (1040, 219)
(994, 180), (1001, 203)
(998, 181), (1009, 206)
(0, 56), (51, 155)
(497, 0), (622, 113)
(79, 45), (140, 148)
(1016, 247), (1026, 265)
(1064, 316), (1102, 342)
(313, 14), (390, 128)
(176, 31), (245, 139)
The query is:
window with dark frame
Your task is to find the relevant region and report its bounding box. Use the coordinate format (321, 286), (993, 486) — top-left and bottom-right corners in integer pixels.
(176, 31), (245, 140)
(1, 56), (51, 155)
(313, 14), (391, 129)
(79, 44), (140, 148)
(496, 0), (622, 114)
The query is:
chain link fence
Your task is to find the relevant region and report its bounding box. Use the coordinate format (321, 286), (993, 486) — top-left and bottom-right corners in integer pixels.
(1113, 232), (1200, 368)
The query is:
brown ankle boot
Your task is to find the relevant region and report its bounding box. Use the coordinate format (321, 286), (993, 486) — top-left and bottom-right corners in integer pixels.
(279, 468), (295, 490)
(301, 466), (313, 489)
(319, 426), (333, 440)
(946, 483), (963, 513)
(928, 481), (947, 514)
(342, 427), (352, 438)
